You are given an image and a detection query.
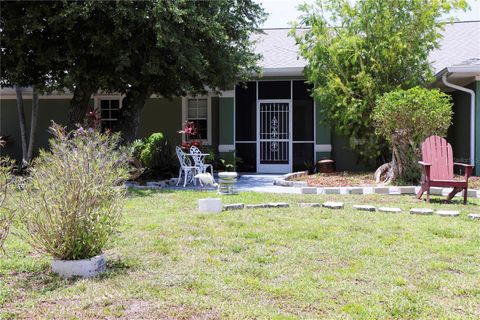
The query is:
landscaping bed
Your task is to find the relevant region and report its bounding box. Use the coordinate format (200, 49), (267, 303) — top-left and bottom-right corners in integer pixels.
(293, 171), (480, 189)
(1, 190), (479, 319)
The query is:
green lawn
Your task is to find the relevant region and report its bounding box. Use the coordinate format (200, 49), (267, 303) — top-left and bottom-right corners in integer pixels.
(1, 191), (480, 319)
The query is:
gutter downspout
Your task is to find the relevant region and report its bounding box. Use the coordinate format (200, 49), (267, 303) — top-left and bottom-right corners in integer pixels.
(441, 73), (476, 166)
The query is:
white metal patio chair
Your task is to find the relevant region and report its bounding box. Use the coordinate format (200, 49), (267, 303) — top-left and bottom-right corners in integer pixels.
(175, 146), (197, 187)
(189, 146), (213, 175)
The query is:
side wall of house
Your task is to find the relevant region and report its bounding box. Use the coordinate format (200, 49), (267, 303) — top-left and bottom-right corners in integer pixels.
(137, 97), (183, 145)
(0, 98), (74, 162)
(446, 82), (475, 166)
(0, 96), (223, 165)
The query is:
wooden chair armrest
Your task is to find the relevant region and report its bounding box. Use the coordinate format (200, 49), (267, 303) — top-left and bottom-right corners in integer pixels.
(418, 161), (431, 167)
(453, 162), (473, 168)
(454, 163), (474, 180)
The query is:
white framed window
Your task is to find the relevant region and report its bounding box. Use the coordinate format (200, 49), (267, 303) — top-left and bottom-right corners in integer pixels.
(94, 96), (122, 130)
(182, 96), (212, 144)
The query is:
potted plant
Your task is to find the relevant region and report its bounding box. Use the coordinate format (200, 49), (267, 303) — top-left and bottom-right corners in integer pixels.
(17, 123), (130, 278)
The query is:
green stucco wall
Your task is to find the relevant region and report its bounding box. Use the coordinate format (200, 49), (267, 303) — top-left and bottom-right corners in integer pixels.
(136, 97), (182, 144)
(0, 98), (72, 162)
(315, 103), (331, 161)
(211, 97), (220, 149)
(219, 97), (234, 145)
(475, 81), (480, 174)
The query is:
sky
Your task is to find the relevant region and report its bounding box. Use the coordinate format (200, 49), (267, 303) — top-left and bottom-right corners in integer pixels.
(256, 0), (480, 28)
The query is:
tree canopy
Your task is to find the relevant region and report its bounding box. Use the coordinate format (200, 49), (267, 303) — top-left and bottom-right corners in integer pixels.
(293, 0), (467, 163)
(1, 0), (266, 142)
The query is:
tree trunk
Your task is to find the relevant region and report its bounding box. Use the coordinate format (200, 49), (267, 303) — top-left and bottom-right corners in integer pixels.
(112, 84), (152, 144)
(26, 86), (40, 162)
(68, 83), (96, 130)
(390, 130), (411, 180)
(15, 86), (28, 167)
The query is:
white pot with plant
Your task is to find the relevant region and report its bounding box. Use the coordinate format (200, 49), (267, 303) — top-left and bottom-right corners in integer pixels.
(17, 123), (130, 278)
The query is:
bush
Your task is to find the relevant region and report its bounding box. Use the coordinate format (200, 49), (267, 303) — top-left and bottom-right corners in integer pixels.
(17, 124), (130, 260)
(0, 158), (13, 251)
(133, 133), (178, 179)
(373, 87), (452, 183)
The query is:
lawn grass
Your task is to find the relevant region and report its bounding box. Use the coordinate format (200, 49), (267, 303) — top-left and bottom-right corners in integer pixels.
(1, 190), (480, 319)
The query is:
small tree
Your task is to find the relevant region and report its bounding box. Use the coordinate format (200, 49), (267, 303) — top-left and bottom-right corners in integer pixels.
(293, 0), (467, 163)
(373, 87), (452, 184)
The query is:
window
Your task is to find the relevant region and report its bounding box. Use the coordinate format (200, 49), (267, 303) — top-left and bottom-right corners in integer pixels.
(99, 99), (120, 130)
(186, 98), (208, 141)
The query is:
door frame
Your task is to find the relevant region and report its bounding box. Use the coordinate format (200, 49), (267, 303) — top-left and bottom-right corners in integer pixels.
(256, 99), (293, 173)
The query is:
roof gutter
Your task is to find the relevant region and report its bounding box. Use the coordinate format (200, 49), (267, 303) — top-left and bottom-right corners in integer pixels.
(441, 73), (475, 165)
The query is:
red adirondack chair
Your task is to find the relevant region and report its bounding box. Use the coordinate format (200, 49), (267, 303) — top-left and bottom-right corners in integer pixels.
(417, 136), (474, 204)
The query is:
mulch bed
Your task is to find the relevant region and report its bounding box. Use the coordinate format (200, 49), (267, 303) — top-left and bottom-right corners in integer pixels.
(294, 171), (480, 189)
(293, 172), (376, 187)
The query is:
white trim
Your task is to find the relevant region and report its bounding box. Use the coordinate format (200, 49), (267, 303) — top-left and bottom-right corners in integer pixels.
(181, 95), (212, 145)
(259, 67), (304, 77)
(315, 144), (332, 152)
(94, 95), (123, 111)
(0, 94), (74, 100)
(257, 99), (291, 103)
(218, 144), (235, 152)
(220, 90), (234, 98)
(446, 65), (480, 74)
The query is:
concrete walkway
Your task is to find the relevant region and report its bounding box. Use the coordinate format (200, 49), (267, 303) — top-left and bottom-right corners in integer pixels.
(163, 173), (300, 194)
(236, 174), (299, 194)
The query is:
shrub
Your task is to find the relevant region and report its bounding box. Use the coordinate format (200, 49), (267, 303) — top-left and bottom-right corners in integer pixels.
(134, 133), (178, 179)
(17, 123), (130, 260)
(373, 87), (452, 183)
(0, 157), (13, 251)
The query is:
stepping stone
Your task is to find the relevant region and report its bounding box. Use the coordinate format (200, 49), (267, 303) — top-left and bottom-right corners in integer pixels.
(353, 205), (376, 212)
(468, 214), (480, 220)
(373, 187), (389, 194)
(324, 187), (341, 194)
(378, 207), (402, 213)
(293, 181), (308, 188)
(348, 187), (364, 195)
(436, 210), (460, 217)
(267, 202), (289, 208)
(410, 208), (434, 215)
(245, 204), (269, 209)
(461, 189), (477, 198)
(322, 201), (344, 209)
(388, 187), (401, 195)
(429, 187), (444, 196)
(299, 202), (322, 208)
(146, 181), (164, 188)
(398, 186), (416, 194)
(223, 203), (244, 211)
(301, 187), (317, 194)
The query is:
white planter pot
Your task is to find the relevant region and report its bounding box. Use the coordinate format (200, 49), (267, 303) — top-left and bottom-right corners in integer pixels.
(198, 198), (223, 213)
(52, 254), (106, 279)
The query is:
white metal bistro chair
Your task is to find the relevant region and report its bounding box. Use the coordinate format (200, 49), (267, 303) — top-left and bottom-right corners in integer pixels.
(175, 146), (197, 187)
(189, 146), (213, 176)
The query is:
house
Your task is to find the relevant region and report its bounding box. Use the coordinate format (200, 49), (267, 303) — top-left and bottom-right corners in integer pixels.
(1, 21), (479, 173)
